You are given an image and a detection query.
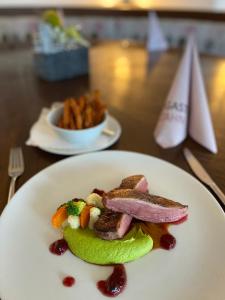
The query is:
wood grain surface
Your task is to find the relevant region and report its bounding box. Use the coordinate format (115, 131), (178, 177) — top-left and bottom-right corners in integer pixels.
(0, 41), (225, 213)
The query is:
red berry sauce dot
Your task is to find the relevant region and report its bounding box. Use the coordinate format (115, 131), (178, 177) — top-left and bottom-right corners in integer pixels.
(49, 239), (68, 255)
(97, 264), (127, 297)
(63, 276), (75, 287)
(160, 234), (176, 250)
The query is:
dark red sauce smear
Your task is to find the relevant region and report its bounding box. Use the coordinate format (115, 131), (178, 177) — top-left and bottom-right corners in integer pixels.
(158, 215), (188, 250)
(49, 239), (68, 255)
(160, 234), (176, 250)
(140, 214), (188, 250)
(63, 276), (75, 287)
(97, 264), (127, 297)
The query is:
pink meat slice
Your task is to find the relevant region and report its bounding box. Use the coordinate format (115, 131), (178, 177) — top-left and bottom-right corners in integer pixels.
(103, 189), (188, 223)
(119, 175), (149, 193)
(94, 175), (149, 240)
(94, 210), (132, 240)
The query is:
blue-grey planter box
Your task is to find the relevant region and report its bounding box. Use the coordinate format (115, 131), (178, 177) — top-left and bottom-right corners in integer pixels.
(34, 47), (89, 81)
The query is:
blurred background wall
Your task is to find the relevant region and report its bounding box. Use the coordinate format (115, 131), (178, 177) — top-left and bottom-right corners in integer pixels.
(1, 0), (225, 10)
(0, 0), (225, 56)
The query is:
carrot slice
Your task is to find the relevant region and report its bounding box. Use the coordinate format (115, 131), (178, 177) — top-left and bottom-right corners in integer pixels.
(51, 206), (67, 228)
(80, 205), (92, 229)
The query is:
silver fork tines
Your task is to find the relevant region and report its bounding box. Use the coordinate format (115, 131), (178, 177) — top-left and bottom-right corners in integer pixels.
(8, 147), (24, 202)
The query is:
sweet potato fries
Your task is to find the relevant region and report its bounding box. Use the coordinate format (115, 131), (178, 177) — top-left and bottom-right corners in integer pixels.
(58, 91), (106, 130)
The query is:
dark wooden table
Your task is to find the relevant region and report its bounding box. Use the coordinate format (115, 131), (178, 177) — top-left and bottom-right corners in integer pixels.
(0, 41), (225, 213)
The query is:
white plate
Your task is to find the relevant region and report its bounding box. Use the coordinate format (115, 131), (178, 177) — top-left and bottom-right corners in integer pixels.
(40, 115), (121, 155)
(0, 151), (225, 300)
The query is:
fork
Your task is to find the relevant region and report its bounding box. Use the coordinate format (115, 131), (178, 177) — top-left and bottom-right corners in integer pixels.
(8, 147), (24, 202)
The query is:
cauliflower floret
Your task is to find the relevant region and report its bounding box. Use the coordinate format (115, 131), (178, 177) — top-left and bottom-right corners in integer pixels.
(85, 193), (104, 208)
(88, 207), (101, 230)
(68, 215), (80, 229)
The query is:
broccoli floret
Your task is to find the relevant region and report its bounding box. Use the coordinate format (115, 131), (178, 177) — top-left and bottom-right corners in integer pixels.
(66, 200), (86, 216)
(66, 201), (79, 216)
(75, 201), (86, 214)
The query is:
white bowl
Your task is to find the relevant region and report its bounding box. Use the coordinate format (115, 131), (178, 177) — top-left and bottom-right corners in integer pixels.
(47, 105), (107, 146)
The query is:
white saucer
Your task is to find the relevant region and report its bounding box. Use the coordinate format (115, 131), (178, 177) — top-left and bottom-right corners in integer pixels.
(27, 113), (121, 155)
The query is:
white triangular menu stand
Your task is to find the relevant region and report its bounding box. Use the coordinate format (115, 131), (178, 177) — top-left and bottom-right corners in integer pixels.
(147, 12), (168, 52)
(154, 36), (218, 153)
(189, 44), (218, 153)
(154, 37), (193, 148)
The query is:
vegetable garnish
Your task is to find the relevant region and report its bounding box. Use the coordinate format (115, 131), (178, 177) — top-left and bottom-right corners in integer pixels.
(80, 205), (93, 229)
(52, 206), (68, 228)
(66, 201), (80, 216)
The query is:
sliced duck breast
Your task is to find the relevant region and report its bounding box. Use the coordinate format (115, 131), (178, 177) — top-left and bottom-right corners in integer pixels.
(119, 175), (148, 193)
(94, 210), (132, 240)
(104, 189), (188, 223)
(95, 175), (150, 240)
